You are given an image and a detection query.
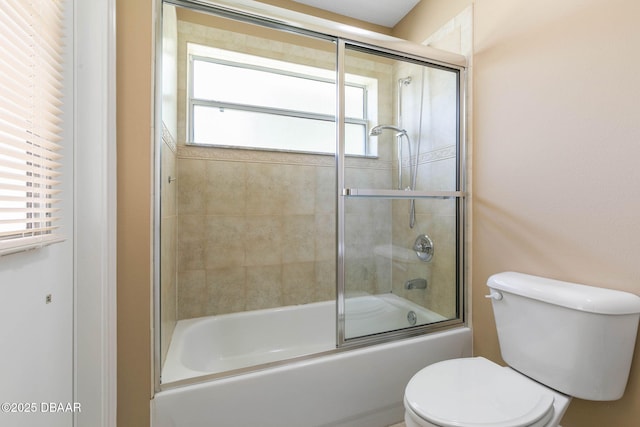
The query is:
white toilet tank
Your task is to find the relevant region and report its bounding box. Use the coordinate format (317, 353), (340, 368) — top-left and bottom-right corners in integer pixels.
(487, 272), (640, 401)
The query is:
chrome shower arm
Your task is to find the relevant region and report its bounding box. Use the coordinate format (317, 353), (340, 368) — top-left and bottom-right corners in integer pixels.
(368, 124), (411, 191)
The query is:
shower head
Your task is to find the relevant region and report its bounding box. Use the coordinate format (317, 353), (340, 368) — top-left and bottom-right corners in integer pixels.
(399, 76), (412, 86)
(369, 124), (407, 137)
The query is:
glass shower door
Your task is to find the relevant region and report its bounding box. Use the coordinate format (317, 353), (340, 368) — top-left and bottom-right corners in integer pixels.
(155, 0), (468, 388)
(338, 43), (465, 343)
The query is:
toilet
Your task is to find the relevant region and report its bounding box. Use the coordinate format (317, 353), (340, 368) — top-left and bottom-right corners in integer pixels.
(404, 272), (640, 427)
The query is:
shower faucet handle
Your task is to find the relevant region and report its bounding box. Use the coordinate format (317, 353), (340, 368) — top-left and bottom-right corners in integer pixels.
(413, 234), (434, 262)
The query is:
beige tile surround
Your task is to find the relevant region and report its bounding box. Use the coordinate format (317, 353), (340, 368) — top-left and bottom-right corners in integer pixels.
(174, 144), (459, 319)
(176, 147), (341, 318)
(160, 125), (177, 363)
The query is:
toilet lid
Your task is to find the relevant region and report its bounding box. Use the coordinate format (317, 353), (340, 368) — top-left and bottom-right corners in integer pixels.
(405, 357), (555, 427)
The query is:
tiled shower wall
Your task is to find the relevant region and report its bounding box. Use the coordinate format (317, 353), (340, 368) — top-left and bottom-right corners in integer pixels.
(176, 148), (338, 318)
(175, 147), (401, 319)
(160, 125), (177, 362)
(388, 59), (461, 318)
(377, 9), (471, 320)
(160, 4), (178, 365)
(174, 14), (395, 319)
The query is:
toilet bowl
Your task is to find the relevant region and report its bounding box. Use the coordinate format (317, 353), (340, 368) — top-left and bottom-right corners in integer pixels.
(403, 272), (640, 427)
(404, 357), (570, 427)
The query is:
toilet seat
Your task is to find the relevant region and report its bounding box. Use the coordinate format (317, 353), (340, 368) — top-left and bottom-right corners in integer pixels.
(404, 357), (555, 427)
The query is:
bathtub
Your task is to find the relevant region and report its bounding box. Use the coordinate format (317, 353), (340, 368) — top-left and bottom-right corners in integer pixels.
(153, 294), (471, 427)
(162, 293), (450, 382)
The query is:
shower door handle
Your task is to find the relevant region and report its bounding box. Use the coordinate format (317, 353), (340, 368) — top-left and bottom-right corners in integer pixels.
(342, 188), (465, 198)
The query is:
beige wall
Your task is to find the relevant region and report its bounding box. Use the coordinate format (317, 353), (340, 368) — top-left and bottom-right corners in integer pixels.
(394, 0), (471, 43)
(401, 0), (640, 425)
(472, 0), (640, 425)
(117, 0), (153, 425)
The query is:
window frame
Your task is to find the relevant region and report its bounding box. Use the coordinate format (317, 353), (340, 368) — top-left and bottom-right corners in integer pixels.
(186, 47), (375, 156)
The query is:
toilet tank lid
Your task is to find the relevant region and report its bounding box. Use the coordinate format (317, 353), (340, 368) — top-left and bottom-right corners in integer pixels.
(487, 272), (640, 315)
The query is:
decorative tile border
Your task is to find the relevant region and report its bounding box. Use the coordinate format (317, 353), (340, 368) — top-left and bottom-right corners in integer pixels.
(177, 143), (455, 170)
(162, 121), (177, 153)
(177, 144), (393, 170)
(401, 144), (457, 169)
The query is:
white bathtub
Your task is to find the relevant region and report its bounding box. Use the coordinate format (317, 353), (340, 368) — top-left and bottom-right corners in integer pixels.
(153, 294), (471, 427)
(162, 293), (449, 383)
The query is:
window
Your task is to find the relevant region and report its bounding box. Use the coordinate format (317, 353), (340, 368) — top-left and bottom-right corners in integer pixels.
(188, 44), (377, 156)
(0, 1), (65, 255)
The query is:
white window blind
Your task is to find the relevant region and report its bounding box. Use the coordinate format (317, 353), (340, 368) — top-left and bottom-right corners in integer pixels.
(0, 0), (65, 255)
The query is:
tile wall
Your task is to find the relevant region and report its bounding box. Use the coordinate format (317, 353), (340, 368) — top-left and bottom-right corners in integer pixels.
(160, 123), (178, 362)
(176, 147), (339, 318)
(173, 16), (397, 319)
